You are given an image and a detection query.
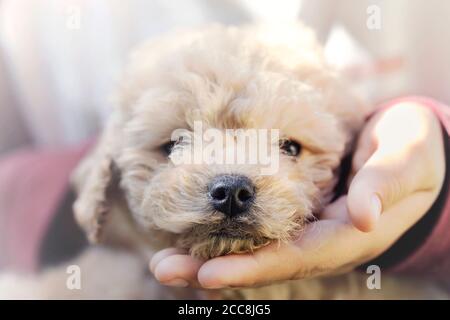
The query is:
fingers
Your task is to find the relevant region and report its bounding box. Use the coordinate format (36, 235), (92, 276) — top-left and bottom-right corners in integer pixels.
(150, 244), (309, 289)
(197, 244), (298, 289)
(348, 102), (444, 232)
(197, 219), (371, 289)
(151, 223), (358, 290)
(347, 161), (394, 232)
(149, 248), (185, 273)
(150, 248), (204, 288)
(154, 254), (204, 287)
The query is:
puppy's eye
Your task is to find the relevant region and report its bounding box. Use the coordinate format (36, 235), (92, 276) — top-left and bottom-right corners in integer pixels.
(161, 141), (176, 156)
(279, 139), (302, 157)
(160, 136), (184, 156)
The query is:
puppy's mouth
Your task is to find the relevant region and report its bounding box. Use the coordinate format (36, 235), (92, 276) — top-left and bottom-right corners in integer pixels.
(208, 229), (254, 240)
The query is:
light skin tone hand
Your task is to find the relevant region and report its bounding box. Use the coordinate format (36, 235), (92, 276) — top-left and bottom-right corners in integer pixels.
(149, 102), (446, 289)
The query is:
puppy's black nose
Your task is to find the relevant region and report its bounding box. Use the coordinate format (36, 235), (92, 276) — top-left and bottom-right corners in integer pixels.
(208, 175), (255, 217)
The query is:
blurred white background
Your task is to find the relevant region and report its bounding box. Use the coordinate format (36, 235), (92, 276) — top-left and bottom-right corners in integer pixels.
(0, 0), (449, 153)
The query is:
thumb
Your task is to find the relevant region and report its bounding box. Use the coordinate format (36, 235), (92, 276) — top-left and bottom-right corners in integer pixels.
(346, 102), (438, 232)
(347, 147), (420, 232)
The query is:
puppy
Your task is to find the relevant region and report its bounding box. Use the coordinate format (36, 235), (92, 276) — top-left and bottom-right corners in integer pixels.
(0, 24), (445, 299)
(74, 23), (365, 256)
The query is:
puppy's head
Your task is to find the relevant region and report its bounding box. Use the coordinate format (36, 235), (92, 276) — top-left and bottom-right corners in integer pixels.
(73, 25), (366, 259)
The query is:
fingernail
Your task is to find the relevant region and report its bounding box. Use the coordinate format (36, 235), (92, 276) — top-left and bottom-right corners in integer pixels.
(163, 279), (189, 288)
(371, 194), (382, 218)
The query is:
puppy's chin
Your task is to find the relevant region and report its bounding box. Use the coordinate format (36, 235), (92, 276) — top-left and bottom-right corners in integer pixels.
(178, 233), (271, 260)
(175, 223), (273, 259)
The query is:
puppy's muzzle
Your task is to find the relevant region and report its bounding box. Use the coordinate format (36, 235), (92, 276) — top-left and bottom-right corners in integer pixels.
(208, 175), (255, 217)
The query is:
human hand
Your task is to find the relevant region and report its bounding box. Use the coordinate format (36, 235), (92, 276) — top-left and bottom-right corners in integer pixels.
(149, 102), (446, 289)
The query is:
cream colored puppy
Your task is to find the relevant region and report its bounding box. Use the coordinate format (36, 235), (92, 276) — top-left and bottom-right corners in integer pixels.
(75, 23), (365, 258)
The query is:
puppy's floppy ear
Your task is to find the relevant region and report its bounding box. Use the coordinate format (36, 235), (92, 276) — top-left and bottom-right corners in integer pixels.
(71, 121), (121, 243)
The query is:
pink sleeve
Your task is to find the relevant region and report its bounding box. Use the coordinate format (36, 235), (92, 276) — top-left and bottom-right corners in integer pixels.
(376, 96), (450, 283)
(0, 141), (92, 272)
